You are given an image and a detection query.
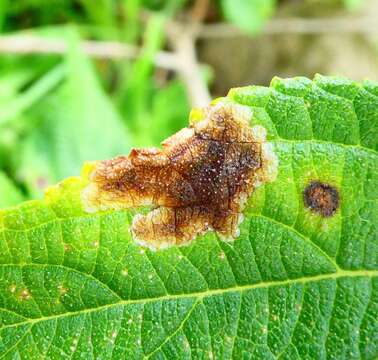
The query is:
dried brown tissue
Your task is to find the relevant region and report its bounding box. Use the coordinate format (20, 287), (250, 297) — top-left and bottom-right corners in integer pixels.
(304, 181), (339, 217)
(81, 99), (279, 250)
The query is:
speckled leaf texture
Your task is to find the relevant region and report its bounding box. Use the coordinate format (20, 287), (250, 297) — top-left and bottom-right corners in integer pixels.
(0, 75), (377, 359)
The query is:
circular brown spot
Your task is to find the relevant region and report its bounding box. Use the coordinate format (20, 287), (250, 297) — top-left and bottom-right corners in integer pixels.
(304, 181), (339, 217)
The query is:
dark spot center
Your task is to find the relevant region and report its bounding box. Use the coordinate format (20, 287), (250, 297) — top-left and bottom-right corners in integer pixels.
(304, 181), (339, 217)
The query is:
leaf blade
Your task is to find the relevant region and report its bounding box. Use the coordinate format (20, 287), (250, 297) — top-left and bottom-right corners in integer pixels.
(0, 75), (377, 359)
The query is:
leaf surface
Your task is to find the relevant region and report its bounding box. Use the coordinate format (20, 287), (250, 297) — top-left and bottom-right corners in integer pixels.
(0, 75), (377, 359)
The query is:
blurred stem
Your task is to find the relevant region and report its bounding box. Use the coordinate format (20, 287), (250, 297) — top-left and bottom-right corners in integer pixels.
(0, 35), (180, 70)
(142, 6), (211, 108)
(169, 26), (211, 108)
(199, 16), (378, 37)
(191, 0), (210, 21)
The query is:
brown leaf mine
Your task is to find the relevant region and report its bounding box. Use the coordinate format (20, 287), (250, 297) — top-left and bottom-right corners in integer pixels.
(81, 100), (278, 250)
(304, 181), (339, 217)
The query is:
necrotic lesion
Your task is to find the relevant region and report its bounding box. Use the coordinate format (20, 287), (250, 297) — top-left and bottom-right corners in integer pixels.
(81, 100), (279, 250)
(303, 181), (340, 217)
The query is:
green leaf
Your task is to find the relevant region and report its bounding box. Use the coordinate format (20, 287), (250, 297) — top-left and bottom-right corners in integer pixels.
(117, 14), (166, 142)
(220, 0), (276, 34)
(0, 172), (23, 208)
(343, 0), (364, 11)
(0, 75), (377, 359)
(143, 79), (190, 146)
(15, 34), (130, 198)
(0, 64), (65, 127)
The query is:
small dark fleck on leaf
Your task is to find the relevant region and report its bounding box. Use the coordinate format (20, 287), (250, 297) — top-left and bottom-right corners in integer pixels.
(304, 181), (339, 217)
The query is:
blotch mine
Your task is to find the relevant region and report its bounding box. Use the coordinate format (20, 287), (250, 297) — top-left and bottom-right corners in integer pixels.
(304, 181), (340, 217)
(81, 99), (279, 250)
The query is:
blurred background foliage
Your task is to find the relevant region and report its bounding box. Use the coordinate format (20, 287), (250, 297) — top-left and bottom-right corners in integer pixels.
(0, 0), (377, 206)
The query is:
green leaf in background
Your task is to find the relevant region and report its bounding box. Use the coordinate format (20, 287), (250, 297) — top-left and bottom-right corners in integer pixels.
(343, 0), (364, 11)
(220, 0), (276, 34)
(16, 33), (130, 198)
(0, 0), (9, 32)
(0, 64), (65, 127)
(148, 79), (189, 145)
(118, 14), (166, 145)
(78, 0), (114, 27)
(0, 69), (35, 104)
(0, 75), (377, 359)
(0, 171), (23, 208)
(122, 0), (142, 42)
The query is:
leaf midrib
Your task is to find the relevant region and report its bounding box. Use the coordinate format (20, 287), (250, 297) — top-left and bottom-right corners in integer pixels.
(2, 269), (377, 332)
